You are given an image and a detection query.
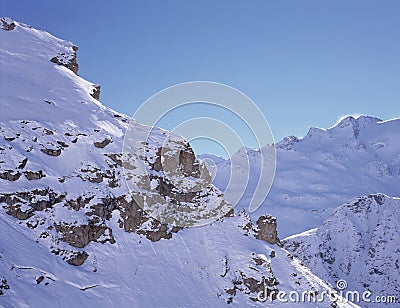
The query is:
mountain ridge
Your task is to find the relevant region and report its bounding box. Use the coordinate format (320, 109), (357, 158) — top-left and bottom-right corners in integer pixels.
(201, 113), (400, 237)
(284, 193), (400, 306)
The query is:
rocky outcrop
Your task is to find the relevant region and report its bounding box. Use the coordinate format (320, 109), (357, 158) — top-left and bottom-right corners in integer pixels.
(178, 146), (201, 177)
(50, 46), (79, 75)
(78, 162), (117, 184)
(151, 146), (201, 178)
(255, 215), (279, 244)
(0, 170), (22, 181)
(66, 251), (89, 266)
(24, 170), (46, 180)
(94, 137), (112, 148)
(1, 17), (15, 31)
(66, 196), (94, 211)
(276, 135), (300, 151)
(0, 185), (186, 265)
(90, 85), (100, 100)
(137, 219), (181, 242)
(223, 253), (279, 304)
(118, 197), (145, 232)
(0, 188), (65, 220)
(0, 277), (10, 296)
(54, 223), (115, 248)
(117, 196), (182, 242)
(237, 209), (255, 236)
(237, 211), (280, 245)
(18, 157), (28, 169)
(41, 147), (62, 157)
(104, 153), (122, 167)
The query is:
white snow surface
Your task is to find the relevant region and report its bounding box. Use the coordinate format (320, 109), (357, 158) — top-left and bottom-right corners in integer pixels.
(0, 18), (360, 307)
(284, 194), (400, 307)
(201, 115), (400, 238)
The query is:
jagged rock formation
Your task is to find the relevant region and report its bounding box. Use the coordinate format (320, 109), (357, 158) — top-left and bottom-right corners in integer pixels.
(0, 18), (229, 268)
(90, 85), (101, 100)
(50, 46), (79, 75)
(1, 17), (15, 31)
(255, 215), (280, 244)
(237, 210), (280, 245)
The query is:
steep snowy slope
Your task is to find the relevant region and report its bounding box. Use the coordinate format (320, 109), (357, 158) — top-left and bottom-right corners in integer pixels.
(202, 116), (400, 237)
(0, 18), (353, 307)
(284, 194), (400, 307)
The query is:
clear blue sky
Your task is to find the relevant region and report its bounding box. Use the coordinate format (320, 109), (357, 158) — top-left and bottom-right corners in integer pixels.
(2, 1), (400, 156)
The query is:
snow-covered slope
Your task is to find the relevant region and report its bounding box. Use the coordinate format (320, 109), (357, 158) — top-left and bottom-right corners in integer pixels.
(0, 18), (354, 307)
(202, 116), (400, 238)
(284, 194), (400, 306)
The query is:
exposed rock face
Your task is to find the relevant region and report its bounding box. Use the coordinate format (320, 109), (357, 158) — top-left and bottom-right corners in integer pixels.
(24, 170), (46, 180)
(223, 253), (279, 303)
(124, 139), (233, 227)
(66, 196), (94, 211)
(237, 209), (255, 236)
(116, 196), (182, 242)
(119, 197), (145, 232)
(50, 46), (79, 75)
(41, 147), (62, 157)
(67, 251), (89, 266)
(1, 17), (15, 31)
(237, 210), (280, 245)
(255, 215), (279, 244)
(0, 277), (10, 296)
(151, 146), (201, 178)
(0, 170), (21, 181)
(94, 137), (112, 148)
(18, 157), (28, 169)
(54, 223), (116, 248)
(0, 185), (186, 264)
(0, 188), (66, 220)
(90, 85), (101, 100)
(0, 117), (224, 264)
(178, 146), (201, 177)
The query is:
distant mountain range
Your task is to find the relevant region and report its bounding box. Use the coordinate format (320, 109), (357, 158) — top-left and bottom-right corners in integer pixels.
(201, 114), (400, 237)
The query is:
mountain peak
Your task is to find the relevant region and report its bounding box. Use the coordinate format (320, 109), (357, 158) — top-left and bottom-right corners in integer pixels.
(332, 115), (382, 132)
(284, 194), (400, 299)
(301, 115), (383, 141)
(276, 135), (300, 150)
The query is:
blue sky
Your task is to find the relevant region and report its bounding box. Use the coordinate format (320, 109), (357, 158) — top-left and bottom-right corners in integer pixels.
(2, 1), (400, 156)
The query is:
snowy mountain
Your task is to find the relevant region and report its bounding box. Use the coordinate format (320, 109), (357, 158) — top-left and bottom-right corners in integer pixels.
(202, 115), (400, 238)
(0, 18), (357, 307)
(201, 114), (400, 306)
(284, 194), (400, 307)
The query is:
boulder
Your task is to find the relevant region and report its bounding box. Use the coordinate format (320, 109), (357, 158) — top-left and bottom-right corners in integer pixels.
(255, 215), (279, 244)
